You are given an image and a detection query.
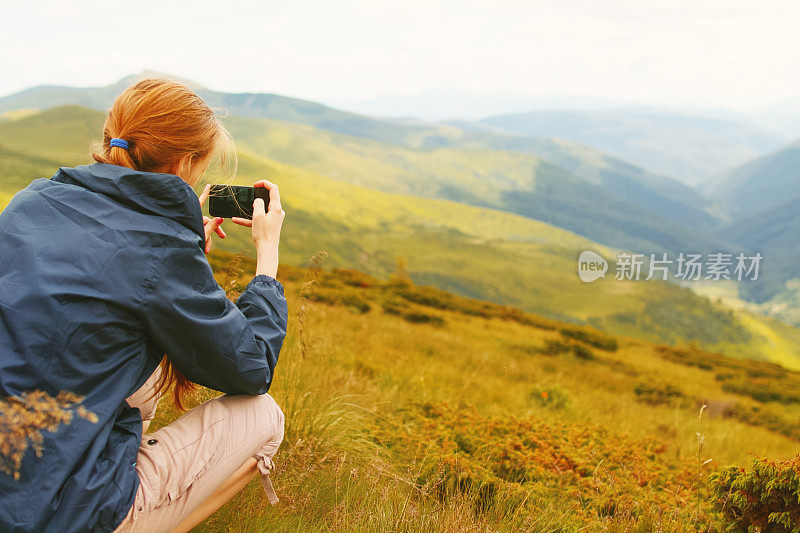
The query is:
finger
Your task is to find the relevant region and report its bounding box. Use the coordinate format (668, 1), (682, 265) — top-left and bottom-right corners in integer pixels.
(204, 217), (223, 241)
(269, 192), (282, 214)
(231, 217), (252, 227)
(253, 180), (282, 213)
(198, 184), (211, 207)
(215, 224), (226, 238)
(205, 239), (213, 254)
(253, 197), (266, 218)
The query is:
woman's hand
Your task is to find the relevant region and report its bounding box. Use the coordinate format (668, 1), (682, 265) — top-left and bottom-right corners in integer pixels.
(231, 180), (284, 278)
(198, 184), (225, 254)
(231, 180), (284, 246)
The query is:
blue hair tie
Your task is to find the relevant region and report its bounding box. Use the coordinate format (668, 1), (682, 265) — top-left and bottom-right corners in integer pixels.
(110, 138), (129, 150)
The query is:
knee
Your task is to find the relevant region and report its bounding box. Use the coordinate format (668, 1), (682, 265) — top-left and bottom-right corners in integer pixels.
(254, 393), (285, 447)
(219, 392), (285, 453)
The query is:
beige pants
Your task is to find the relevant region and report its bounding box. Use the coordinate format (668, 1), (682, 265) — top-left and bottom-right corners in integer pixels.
(114, 368), (285, 533)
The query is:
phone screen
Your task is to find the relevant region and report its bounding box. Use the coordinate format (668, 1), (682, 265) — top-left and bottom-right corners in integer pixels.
(208, 185), (270, 219)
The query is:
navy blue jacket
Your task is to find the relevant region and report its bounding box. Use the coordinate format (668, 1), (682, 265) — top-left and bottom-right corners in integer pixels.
(0, 163), (288, 532)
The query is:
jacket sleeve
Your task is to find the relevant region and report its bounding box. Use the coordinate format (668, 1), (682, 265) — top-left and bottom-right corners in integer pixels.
(139, 244), (288, 395)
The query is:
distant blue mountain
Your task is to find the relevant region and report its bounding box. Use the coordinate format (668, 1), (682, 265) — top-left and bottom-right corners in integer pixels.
(481, 109), (785, 187)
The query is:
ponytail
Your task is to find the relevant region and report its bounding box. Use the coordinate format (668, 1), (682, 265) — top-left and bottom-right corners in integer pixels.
(106, 142), (137, 169)
(92, 78), (236, 186)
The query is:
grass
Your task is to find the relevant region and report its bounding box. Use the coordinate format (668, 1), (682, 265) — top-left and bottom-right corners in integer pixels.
(142, 250), (800, 531)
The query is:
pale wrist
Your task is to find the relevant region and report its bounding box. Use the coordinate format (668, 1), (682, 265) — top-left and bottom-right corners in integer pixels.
(255, 241), (278, 278)
(255, 237), (277, 250)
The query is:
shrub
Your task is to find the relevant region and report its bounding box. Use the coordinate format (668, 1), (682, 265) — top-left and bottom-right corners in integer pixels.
(329, 268), (375, 288)
(340, 294), (371, 314)
(723, 403), (800, 441)
(655, 345), (719, 371)
(710, 455), (800, 532)
(717, 374), (800, 405)
(381, 301), (404, 315)
(654, 345), (800, 406)
(539, 339), (572, 356)
(390, 283), (471, 313)
(375, 402), (709, 526)
(402, 311), (445, 327)
(571, 343), (595, 360)
(309, 288), (371, 313)
(388, 282), (556, 330)
(560, 327), (619, 352)
(633, 382), (685, 406)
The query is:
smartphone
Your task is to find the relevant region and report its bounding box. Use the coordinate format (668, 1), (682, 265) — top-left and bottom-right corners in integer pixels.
(208, 185), (270, 219)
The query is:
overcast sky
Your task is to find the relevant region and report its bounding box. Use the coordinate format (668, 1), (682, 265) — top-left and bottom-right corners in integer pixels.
(2, 0), (799, 115)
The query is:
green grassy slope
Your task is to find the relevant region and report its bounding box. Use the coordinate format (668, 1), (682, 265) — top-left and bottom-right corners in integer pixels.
(146, 251), (800, 531)
(449, 127), (726, 226)
(0, 106), (798, 367)
(0, 105), (99, 162)
(229, 115), (722, 253)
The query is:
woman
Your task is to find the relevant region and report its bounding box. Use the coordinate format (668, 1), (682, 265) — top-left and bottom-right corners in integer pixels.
(0, 78), (288, 532)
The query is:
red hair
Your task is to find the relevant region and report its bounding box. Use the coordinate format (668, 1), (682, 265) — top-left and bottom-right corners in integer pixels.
(93, 78), (235, 409)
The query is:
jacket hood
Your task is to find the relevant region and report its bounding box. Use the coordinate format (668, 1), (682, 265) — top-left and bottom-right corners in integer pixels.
(52, 163), (204, 238)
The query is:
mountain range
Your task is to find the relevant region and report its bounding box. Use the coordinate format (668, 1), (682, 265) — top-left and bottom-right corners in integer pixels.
(480, 109), (785, 187)
(0, 72), (727, 254)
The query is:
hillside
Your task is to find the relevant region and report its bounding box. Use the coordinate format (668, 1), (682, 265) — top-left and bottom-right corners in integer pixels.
(705, 138), (800, 217)
(145, 249), (800, 531)
(481, 109), (784, 187)
(227, 115), (723, 253)
(0, 71), (206, 117)
(707, 142), (800, 316)
(228, 98), (726, 235)
(0, 71), (441, 155)
(718, 196), (800, 313)
(210, 91), (723, 236)
(1, 105), (799, 368)
(0, 73), (728, 251)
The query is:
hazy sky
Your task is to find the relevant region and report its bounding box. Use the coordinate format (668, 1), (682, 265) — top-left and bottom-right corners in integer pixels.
(2, 0), (799, 113)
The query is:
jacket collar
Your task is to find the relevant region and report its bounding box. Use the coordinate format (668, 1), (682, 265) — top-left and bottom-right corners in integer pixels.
(52, 163), (204, 239)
